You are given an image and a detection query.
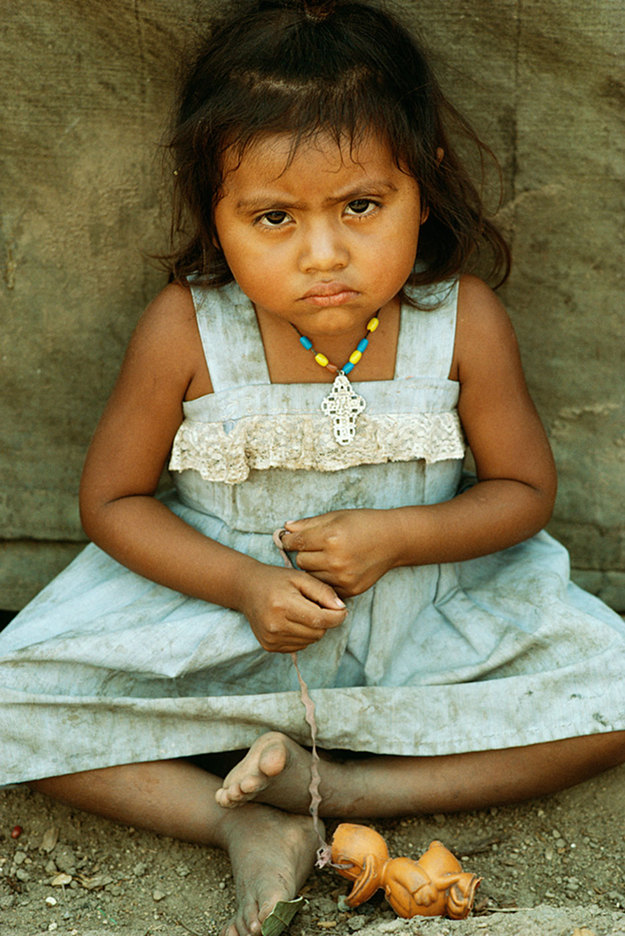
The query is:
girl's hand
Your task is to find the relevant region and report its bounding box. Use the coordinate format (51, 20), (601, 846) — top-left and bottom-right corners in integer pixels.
(238, 564), (347, 654)
(279, 509), (397, 598)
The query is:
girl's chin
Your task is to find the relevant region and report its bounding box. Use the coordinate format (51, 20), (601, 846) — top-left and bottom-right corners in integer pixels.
(253, 296), (390, 338)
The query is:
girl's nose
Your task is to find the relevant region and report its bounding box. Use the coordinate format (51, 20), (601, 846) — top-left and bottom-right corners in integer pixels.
(298, 224), (349, 273)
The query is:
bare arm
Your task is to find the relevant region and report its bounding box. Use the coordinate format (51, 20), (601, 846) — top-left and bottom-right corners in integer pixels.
(390, 274), (557, 563)
(281, 276), (558, 595)
(80, 284), (346, 650)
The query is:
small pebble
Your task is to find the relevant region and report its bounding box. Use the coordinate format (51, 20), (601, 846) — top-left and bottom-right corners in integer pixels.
(152, 889), (166, 902)
(347, 918), (366, 932)
(314, 897), (337, 915)
(52, 845), (76, 875)
(40, 827), (59, 854)
(45, 896), (57, 907)
(608, 890), (625, 907)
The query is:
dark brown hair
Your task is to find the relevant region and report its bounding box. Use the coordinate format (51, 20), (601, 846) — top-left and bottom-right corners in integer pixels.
(163, 0), (510, 289)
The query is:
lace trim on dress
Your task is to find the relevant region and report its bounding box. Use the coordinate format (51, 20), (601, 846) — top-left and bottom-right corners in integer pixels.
(169, 412), (465, 484)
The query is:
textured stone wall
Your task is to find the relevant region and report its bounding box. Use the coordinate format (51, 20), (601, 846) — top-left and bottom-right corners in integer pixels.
(2, 0), (624, 609)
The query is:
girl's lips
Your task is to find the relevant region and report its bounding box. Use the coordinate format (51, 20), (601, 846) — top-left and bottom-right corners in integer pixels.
(303, 291), (360, 307)
(300, 284), (360, 307)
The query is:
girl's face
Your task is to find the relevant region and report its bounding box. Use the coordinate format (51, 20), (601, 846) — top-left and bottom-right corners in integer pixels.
(213, 132), (425, 340)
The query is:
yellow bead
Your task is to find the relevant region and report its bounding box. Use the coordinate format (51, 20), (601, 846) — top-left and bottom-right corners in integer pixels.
(367, 316), (379, 332)
(314, 353), (329, 367)
(349, 349), (362, 364)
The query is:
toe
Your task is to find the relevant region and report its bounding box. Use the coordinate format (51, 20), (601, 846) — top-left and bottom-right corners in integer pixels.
(258, 741), (288, 779)
(216, 785), (243, 808)
(219, 922), (239, 936)
(239, 773), (263, 795)
(238, 894), (263, 936)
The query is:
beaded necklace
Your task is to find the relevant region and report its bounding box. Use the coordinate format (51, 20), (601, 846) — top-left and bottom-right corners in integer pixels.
(292, 312), (380, 446)
(293, 313), (380, 375)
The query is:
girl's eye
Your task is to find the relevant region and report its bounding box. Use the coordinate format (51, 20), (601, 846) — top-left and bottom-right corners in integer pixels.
(345, 198), (378, 216)
(257, 210), (290, 227)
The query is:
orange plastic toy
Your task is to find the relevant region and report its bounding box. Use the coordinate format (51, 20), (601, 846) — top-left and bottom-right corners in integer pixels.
(331, 823), (481, 919)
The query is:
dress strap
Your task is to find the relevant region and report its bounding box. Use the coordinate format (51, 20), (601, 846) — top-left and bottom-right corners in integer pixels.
(395, 279), (459, 381)
(189, 280), (270, 391)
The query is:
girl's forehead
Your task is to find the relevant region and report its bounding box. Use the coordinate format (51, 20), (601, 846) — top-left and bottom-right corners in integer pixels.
(221, 131), (403, 185)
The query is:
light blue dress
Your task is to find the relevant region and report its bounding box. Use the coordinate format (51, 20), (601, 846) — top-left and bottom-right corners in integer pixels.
(1, 280), (624, 785)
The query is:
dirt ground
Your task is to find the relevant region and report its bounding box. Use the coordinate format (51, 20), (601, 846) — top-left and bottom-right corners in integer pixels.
(1, 760), (624, 936)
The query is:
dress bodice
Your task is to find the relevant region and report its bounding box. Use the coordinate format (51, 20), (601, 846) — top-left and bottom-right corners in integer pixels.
(168, 280), (465, 532)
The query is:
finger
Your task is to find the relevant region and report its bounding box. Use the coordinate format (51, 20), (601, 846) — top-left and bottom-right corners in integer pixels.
(258, 622), (321, 654)
(258, 601), (345, 652)
(268, 619), (333, 653)
(296, 604), (346, 631)
(297, 572), (346, 610)
(300, 567), (344, 590)
(290, 549), (327, 573)
(281, 518), (324, 552)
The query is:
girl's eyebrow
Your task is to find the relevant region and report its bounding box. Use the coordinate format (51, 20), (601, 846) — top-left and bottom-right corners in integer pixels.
(326, 179), (399, 204)
(235, 179), (399, 214)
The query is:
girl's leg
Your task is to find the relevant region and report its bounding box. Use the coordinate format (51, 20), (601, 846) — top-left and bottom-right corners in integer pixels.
(215, 729), (625, 817)
(30, 760), (318, 936)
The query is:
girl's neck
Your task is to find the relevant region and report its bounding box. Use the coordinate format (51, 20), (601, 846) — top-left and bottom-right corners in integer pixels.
(254, 297), (401, 385)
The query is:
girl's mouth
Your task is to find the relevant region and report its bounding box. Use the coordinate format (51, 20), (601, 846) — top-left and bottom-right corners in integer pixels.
(300, 283), (360, 307)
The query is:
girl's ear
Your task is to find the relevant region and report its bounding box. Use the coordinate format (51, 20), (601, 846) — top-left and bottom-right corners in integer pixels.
(419, 148), (444, 225)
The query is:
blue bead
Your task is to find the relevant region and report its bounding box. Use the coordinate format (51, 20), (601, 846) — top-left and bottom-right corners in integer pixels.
(342, 361), (355, 375)
(357, 338), (369, 353)
(299, 336), (313, 350)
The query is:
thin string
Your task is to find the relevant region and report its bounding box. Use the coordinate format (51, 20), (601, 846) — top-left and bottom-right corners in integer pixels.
(272, 528), (333, 867)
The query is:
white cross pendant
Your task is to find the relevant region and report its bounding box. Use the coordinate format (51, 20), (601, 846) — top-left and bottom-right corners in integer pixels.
(320, 372), (366, 445)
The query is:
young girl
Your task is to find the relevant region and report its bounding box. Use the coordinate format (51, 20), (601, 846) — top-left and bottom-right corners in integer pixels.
(1, 1), (624, 934)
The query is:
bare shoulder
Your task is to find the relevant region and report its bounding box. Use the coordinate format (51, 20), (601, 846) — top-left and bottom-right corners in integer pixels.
(133, 281), (197, 355)
(125, 281), (210, 395)
(451, 274), (520, 382)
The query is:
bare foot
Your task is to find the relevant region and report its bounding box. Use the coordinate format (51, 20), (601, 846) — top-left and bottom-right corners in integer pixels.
(215, 732), (314, 811)
(219, 804), (319, 936)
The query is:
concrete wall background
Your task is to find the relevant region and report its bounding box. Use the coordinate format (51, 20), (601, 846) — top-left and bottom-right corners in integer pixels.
(1, 1), (624, 610)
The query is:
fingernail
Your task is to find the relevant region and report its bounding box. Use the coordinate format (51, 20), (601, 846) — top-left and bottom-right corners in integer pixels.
(334, 597), (346, 608)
